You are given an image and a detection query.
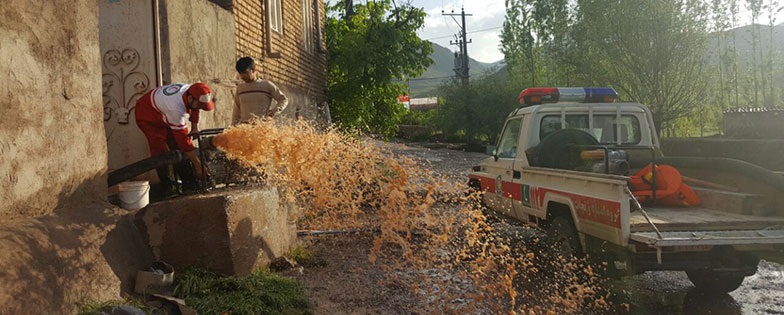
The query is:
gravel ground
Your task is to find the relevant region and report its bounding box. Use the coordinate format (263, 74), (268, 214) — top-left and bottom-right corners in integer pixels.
(280, 140), (784, 314)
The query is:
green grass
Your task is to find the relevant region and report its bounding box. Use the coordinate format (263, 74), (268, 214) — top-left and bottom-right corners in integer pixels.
(174, 268), (311, 315)
(286, 245), (315, 266)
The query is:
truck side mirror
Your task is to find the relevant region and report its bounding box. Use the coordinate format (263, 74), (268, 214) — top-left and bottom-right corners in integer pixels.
(486, 145), (497, 156)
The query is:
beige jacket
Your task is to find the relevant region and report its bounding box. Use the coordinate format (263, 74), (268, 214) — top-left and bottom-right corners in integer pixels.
(232, 79), (289, 124)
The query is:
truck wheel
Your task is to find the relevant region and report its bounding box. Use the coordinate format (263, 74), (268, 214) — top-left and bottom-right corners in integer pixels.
(546, 216), (582, 258)
(467, 180), (487, 207)
(467, 180), (497, 223)
(686, 270), (746, 293)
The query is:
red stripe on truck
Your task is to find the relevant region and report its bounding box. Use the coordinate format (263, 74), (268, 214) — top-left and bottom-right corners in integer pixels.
(502, 181), (522, 200)
(534, 187), (621, 228)
(469, 175), (621, 228)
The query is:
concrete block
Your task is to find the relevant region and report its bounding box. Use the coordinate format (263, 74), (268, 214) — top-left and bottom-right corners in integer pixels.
(136, 187), (296, 276)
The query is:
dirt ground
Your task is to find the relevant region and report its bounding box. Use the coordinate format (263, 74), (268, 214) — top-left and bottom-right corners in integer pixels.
(279, 141), (784, 315)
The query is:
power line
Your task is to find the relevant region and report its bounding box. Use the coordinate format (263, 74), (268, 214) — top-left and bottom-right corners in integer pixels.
(407, 76), (455, 81)
(393, 76), (455, 82)
(424, 26), (503, 40)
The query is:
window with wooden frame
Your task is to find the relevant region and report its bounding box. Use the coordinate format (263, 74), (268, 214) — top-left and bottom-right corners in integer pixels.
(302, 0), (315, 53)
(265, 0), (282, 58)
(268, 0), (282, 33)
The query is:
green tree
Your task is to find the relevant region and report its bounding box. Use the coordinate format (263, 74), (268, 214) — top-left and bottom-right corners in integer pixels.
(764, 0), (781, 106)
(500, 0), (784, 136)
(326, 0), (433, 136)
(746, 0), (764, 107)
(502, 0), (576, 86)
(501, 0), (716, 135)
(435, 73), (521, 144)
(501, 1), (539, 86)
(698, 0), (734, 136)
(726, 0), (741, 107)
(571, 0), (711, 135)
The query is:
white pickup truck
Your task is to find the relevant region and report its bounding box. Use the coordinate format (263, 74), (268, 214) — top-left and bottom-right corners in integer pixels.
(468, 87), (784, 292)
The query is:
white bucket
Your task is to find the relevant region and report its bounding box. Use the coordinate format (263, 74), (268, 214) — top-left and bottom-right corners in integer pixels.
(117, 181), (150, 210)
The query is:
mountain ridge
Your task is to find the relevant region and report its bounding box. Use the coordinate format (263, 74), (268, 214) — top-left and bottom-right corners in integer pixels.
(408, 43), (501, 97)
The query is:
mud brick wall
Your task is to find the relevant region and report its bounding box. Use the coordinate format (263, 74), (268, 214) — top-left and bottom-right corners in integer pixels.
(161, 0), (237, 129)
(0, 1), (107, 218)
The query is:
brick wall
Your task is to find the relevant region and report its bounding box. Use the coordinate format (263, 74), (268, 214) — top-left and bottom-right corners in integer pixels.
(723, 108), (784, 139)
(234, 0), (265, 60)
(233, 0), (327, 116)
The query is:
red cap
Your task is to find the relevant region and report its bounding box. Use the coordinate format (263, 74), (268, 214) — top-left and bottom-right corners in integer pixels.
(188, 83), (215, 111)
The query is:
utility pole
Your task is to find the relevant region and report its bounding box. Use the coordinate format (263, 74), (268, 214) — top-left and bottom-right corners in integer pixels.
(345, 0), (354, 20)
(443, 8), (472, 85)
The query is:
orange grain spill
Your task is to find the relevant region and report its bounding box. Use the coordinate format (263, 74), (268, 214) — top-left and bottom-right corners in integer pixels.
(215, 119), (614, 314)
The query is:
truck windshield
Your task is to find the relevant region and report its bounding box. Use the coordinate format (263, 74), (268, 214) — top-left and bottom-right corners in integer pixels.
(540, 114), (642, 144)
(497, 119), (522, 158)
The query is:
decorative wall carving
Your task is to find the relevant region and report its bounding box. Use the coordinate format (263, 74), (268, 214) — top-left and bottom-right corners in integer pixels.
(102, 48), (150, 124)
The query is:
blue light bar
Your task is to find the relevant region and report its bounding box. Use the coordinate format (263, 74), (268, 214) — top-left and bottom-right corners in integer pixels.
(583, 87), (618, 103)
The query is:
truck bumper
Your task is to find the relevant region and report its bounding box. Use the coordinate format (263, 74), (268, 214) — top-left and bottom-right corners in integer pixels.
(626, 228), (784, 268)
(627, 247), (760, 275)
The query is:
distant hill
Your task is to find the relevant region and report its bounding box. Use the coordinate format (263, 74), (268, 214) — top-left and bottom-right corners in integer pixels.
(705, 23), (784, 80)
(408, 43), (503, 97)
(707, 23), (784, 56)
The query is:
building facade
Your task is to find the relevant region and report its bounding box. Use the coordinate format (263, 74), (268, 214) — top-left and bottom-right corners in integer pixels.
(1, 0), (328, 219)
(99, 0), (328, 173)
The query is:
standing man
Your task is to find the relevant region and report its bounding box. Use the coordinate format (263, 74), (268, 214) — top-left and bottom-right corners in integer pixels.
(135, 82), (215, 195)
(232, 57), (289, 125)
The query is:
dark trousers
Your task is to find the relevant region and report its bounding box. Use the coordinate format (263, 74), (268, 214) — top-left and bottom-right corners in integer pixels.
(153, 131), (199, 195)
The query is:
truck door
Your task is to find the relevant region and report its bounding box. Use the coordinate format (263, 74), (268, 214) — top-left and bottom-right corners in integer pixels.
(484, 118), (522, 217)
(511, 114), (538, 222)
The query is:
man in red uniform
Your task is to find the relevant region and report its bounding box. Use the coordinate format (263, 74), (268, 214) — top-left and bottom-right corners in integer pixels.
(135, 82), (215, 194)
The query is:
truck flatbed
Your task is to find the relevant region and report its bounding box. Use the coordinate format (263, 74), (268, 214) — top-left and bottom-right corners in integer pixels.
(630, 207), (784, 232)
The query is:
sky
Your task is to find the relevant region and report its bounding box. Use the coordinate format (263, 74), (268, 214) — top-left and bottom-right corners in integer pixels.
(412, 0), (784, 64)
(415, 0), (507, 63)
